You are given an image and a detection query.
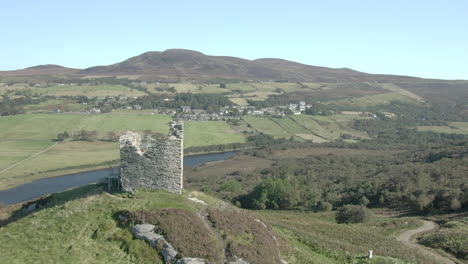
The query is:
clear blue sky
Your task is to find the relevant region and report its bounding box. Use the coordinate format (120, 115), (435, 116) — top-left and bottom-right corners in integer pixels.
(2, 0), (467, 79)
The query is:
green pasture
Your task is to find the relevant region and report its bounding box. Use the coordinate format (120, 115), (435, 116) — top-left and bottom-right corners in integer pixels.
(416, 122), (468, 135)
(244, 115), (369, 142)
(291, 115), (370, 140)
(243, 116), (292, 138)
(24, 99), (88, 113)
(332, 92), (421, 107)
(33, 84), (147, 97)
(184, 121), (246, 148)
(0, 113), (249, 189)
(70, 113), (172, 135)
(0, 142), (119, 190)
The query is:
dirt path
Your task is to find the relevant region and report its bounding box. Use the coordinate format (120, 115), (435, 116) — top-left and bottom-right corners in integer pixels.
(397, 220), (456, 264)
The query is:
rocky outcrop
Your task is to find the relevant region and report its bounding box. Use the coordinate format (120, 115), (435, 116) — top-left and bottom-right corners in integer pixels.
(131, 224), (208, 264)
(120, 121), (183, 194)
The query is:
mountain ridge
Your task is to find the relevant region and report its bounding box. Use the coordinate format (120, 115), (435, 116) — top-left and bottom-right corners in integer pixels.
(0, 49), (435, 82)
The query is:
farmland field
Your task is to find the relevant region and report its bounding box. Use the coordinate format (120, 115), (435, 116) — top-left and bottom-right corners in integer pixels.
(244, 115), (369, 142)
(332, 92), (421, 107)
(32, 84), (147, 97)
(0, 114), (84, 169)
(243, 116), (292, 138)
(416, 122), (468, 135)
(290, 115), (370, 140)
(0, 142), (118, 190)
(70, 113), (172, 136)
(24, 99), (88, 113)
(184, 121), (246, 148)
(0, 113), (247, 189)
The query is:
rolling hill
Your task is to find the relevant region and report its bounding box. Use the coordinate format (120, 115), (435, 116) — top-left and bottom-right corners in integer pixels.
(0, 49), (399, 82)
(1, 49), (467, 103)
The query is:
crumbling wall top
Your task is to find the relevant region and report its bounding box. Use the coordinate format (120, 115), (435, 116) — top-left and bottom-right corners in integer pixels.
(169, 121), (184, 139)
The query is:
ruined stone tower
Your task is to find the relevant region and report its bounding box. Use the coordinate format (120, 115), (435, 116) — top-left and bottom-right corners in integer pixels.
(119, 121), (183, 194)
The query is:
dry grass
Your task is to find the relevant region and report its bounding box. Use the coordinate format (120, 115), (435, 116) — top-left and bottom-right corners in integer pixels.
(124, 209), (224, 263)
(207, 208), (284, 264)
(257, 210), (438, 264)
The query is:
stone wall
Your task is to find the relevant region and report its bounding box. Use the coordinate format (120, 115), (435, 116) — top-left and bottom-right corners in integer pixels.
(119, 121), (183, 194)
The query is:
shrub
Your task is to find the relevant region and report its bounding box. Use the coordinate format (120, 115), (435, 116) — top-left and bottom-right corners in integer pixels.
(316, 201), (333, 212)
(240, 178), (297, 210)
(335, 205), (371, 224)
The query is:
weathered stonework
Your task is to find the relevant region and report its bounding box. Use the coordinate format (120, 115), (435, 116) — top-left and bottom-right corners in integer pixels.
(120, 121), (183, 194)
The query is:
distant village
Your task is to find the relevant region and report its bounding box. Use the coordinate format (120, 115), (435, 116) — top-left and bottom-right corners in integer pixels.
(44, 94), (393, 121)
(72, 95), (317, 121)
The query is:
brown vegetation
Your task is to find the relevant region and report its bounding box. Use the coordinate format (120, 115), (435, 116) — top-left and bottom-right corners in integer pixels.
(123, 208), (224, 263)
(206, 208), (284, 264)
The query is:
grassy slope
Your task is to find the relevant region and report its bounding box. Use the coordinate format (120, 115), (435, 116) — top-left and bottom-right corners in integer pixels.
(416, 122), (468, 135)
(0, 185), (200, 264)
(34, 84), (147, 97)
(332, 92), (421, 107)
(184, 121), (246, 148)
(243, 116), (292, 138)
(420, 213), (468, 262)
(0, 114), (84, 170)
(243, 115), (369, 142)
(257, 210), (438, 264)
(0, 184), (444, 264)
(291, 115), (370, 140)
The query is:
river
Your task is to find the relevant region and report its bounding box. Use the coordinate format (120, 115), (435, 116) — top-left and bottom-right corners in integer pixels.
(0, 151), (237, 205)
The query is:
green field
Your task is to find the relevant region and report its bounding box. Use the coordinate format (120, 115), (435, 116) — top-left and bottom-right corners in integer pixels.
(70, 114), (172, 136)
(24, 99), (89, 113)
(184, 121), (246, 148)
(0, 114), (84, 170)
(0, 113), (250, 189)
(244, 115), (369, 142)
(147, 83), (227, 94)
(33, 84), (147, 97)
(333, 92), (421, 107)
(416, 122), (468, 135)
(243, 116), (293, 138)
(291, 115), (370, 140)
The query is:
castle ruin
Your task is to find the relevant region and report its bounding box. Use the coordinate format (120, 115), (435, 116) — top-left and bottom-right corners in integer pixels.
(119, 121), (183, 194)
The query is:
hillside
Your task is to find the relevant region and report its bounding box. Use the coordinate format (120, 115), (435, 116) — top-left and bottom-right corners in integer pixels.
(0, 184), (445, 264)
(1, 49), (467, 104)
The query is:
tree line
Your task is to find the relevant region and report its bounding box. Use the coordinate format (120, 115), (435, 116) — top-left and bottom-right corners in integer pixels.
(195, 140), (468, 214)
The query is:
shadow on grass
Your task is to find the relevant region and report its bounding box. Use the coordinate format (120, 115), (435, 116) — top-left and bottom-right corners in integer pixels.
(0, 183), (111, 228)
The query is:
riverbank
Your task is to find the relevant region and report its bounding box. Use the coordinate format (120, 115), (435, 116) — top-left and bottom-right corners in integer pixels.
(0, 151), (238, 204)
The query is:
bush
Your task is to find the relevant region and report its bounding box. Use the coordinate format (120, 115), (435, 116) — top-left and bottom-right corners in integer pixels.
(316, 201), (333, 212)
(335, 205), (371, 224)
(240, 178), (297, 210)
